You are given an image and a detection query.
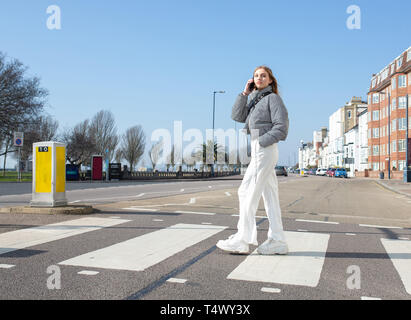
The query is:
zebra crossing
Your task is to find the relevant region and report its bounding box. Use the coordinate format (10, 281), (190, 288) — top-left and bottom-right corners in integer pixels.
(0, 214), (411, 299)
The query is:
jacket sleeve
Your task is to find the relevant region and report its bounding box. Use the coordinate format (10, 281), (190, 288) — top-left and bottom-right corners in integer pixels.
(231, 93), (249, 123)
(258, 94), (289, 147)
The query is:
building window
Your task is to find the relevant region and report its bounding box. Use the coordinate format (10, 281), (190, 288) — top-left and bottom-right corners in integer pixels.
(398, 140), (406, 152)
(372, 110), (379, 121)
(373, 162), (379, 171)
(397, 56), (403, 69)
(398, 75), (407, 88)
(368, 128), (371, 139)
(368, 95), (371, 105)
(372, 128), (380, 138)
(391, 63), (395, 74)
(398, 96), (406, 109)
(391, 140), (397, 153)
(392, 77), (396, 89)
(408, 49), (411, 62)
(398, 118), (407, 130)
(409, 73), (411, 85)
(392, 98), (397, 110)
(392, 160), (397, 170)
(373, 145), (379, 156)
(392, 119), (397, 132)
(372, 94), (379, 104)
(399, 160), (406, 170)
(348, 110), (352, 119)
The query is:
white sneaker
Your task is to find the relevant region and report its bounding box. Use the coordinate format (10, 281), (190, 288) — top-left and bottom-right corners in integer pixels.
(257, 239), (288, 255)
(216, 235), (249, 254)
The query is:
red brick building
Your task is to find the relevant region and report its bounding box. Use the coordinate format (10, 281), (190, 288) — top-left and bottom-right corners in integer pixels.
(367, 46), (411, 178)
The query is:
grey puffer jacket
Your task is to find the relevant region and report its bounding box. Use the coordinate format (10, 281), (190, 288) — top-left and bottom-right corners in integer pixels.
(231, 85), (289, 148)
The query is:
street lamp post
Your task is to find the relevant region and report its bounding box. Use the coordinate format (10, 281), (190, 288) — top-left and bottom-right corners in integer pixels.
(212, 90), (225, 176)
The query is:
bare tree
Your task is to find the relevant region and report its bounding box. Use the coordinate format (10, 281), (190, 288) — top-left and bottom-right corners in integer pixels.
(0, 52), (48, 138)
(62, 119), (97, 166)
(149, 140), (163, 171)
(18, 115), (59, 160)
(89, 110), (119, 163)
(119, 125), (145, 172)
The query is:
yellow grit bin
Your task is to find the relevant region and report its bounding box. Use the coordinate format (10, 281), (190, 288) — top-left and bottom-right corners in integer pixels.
(30, 141), (68, 207)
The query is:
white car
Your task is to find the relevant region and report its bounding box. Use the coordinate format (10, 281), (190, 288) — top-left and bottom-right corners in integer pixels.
(316, 168), (327, 176)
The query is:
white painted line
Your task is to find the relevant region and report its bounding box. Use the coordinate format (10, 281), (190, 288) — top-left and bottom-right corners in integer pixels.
(225, 192), (231, 196)
(202, 222), (212, 225)
(189, 198), (196, 204)
(398, 237), (409, 240)
(261, 287), (281, 293)
(109, 216), (121, 219)
(208, 186), (212, 188)
(296, 219), (339, 225)
(68, 200), (81, 204)
(227, 231), (330, 287)
(122, 207), (159, 212)
(167, 278), (187, 284)
(136, 193), (145, 198)
(175, 210), (216, 216)
(345, 233), (356, 236)
(78, 270), (99, 275)
(360, 224), (402, 229)
(297, 229), (308, 232)
(0, 217), (130, 256)
(153, 219), (164, 222)
(180, 189), (184, 192)
(361, 296), (381, 300)
(231, 214), (267, 219)
(381, 238), (411, 295)
(0, 264), (15, 269)
(59, 224), (227, 272)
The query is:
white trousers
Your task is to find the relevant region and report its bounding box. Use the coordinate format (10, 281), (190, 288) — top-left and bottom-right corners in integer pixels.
(235, 137), (286, 245)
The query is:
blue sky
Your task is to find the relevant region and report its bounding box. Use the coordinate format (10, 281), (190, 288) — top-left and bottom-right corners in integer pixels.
(1, 0), (410, 168)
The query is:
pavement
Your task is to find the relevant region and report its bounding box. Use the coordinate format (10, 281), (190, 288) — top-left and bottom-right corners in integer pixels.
(373, 178), (411, 198)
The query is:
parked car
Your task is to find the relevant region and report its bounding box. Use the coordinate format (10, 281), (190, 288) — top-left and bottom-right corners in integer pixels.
(326, 168), (336, 177)
(316, 168), (327, 176)
(275, 166), (288, 176)
(334, 168), (348, 178)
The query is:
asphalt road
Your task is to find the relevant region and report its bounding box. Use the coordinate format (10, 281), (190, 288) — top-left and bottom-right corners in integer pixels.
(0, 174), (410, 303)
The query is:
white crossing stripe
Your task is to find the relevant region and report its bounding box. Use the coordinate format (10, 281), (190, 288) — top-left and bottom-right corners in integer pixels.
(361, 296), (381, 300)
(58, 224), (227, 271)
(122, 207), (159, 212)
(189, 198), (196, 204)
(227, 231), (330, 287)
(0, 264), (15, 269)
(0, 217), (130, 256)
(381, 238), (411, 295)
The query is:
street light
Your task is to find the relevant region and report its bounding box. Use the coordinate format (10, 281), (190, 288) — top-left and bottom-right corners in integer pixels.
(212, 90), (225, 176)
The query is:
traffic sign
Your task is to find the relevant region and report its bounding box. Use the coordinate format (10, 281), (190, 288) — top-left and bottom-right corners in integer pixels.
(14, 132), (24, 147)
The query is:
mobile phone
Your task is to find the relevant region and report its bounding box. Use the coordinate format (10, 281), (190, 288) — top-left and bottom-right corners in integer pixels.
(248, 81), (255, 91)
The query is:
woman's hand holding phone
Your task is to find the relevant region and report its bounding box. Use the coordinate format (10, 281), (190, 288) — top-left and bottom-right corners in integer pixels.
(242, 79), (254, 96)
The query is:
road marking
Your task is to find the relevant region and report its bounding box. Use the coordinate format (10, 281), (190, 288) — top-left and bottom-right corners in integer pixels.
(225, 192), (231, 196)
(398, 237), (409, 240)
(122, 207), (159, 212)
(166, 278), (187, 284)
(202, 222), (212, 225)
(381, 238), (411, 295)
(58, 223), (227, 272)
(68, 200), (81, 204)
(227, 231), (330, 287)
(359, 224), (402, 229)
(297, 229), (308, 232)
(261, 287), (281, 293)
(136, 193), (145, 197)
(0, 264), (15, 269)
(153, 219), (164, 222)
(78, 270), (99, 275)
(174, 210), (216, 216)
(361, 296), (381, 300)
(345, 233), (356, 236)
(189, 198), (196, 204)
(0, 217), (130, 256)
(296, 219), (339, 225)
(231, 214), (267, 219)
(208, 186), (212, 188)
(180, 189), (184, 192)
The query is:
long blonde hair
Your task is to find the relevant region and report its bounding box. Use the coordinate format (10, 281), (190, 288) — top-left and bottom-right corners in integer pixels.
(253, 65), (279, 95)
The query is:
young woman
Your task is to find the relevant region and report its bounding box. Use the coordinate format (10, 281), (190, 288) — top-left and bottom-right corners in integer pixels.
(216, 65), (289, 255)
